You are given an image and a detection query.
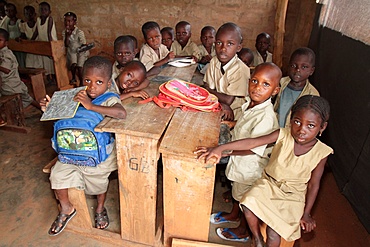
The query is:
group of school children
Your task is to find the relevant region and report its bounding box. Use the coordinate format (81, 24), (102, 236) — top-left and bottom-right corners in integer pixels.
(0, 2), (333, 246)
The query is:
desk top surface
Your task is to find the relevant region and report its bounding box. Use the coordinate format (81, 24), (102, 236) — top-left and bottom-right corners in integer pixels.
(95, 64), (197, 139)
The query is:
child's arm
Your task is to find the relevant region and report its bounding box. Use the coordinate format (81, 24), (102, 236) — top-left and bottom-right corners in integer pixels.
(74, 90), (127, 119)
(31, 28), (38, 40)
(47, 16), (54, 41)
(0, 65), (11, 74)
(195, 129), (280, 164)
(153, 51), (175, 67)
(123, 78), (150, 93)
(120, 89), (149, 100)
(300, 156), (328, 233)
(203, 84), (236, 120)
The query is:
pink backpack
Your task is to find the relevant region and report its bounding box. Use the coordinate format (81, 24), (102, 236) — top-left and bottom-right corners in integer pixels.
(146, 79), (221, 112)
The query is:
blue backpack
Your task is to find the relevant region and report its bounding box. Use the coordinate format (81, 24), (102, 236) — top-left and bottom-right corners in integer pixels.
(52, 92), (119, 167)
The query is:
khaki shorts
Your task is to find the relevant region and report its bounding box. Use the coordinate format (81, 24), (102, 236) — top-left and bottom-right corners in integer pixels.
(50, 148), (117, 195)
(231, 181), (253, 202)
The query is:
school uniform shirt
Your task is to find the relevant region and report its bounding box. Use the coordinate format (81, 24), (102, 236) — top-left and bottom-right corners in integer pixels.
(252, 50), (272, 67)
(274, 76), (320, 127)
(170, 40), (201, 61)
(198, 44), (216, 60)
(225, 97), (279, 201)
(0, 46), (33, 107)
(62, 26), (89, 67)
(19, 22), (43, 68)
(139, 43), (169, 71)
(203, 55), (250, 120)
(240, 127), (333, 241)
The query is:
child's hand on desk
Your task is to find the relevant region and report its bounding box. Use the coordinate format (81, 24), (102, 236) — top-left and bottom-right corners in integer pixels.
(40, 95), (51, 112)
(166, 51), (175, 61)
(194, 146), (224, 165)
(74, 90), (92, 109)
(300, 213), (316, 233)
(221, 103), (234, 121)
(130, 90), (150, 99)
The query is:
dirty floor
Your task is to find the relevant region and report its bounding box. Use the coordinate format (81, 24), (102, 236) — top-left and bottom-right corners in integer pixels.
(0, 79), (369, 247)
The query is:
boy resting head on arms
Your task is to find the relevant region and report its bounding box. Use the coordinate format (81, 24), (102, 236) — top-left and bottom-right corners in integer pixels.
(237, 47), (254, 67)
(161, 26), (174, 51)
(139, 21), (174, 76)
(117, 60), (149, 100)
(252, 32), (272, 67)
(274, 47), (319, 127)
(170, 21), (201, 62)
(203, 22), (250, 122)
(197, 63), (281, 242)
(43, 56), (126, 236)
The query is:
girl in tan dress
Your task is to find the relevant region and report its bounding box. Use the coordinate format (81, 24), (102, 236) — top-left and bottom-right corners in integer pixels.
(196, 95), (333, 247)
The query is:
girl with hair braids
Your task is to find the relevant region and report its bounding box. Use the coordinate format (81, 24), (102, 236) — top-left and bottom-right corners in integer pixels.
(196, 95), (333, 247)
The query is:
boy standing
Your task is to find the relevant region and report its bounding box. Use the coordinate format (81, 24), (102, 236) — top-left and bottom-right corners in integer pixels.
(62, 12), (89, 86)
(252, 32), (272, 67)
(170, 21), (201, 62)
(274, 47), (319, 127)
(0, 28), (40, 126)
(44, 56), (126, 236)
(139, 21), (174, 76)
(207, 63), (281, 242)
(203, 22), (250, 121)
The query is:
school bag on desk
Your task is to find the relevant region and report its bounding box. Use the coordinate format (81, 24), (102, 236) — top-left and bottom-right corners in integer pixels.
(150, 79), (221, 112)
(51, 92), (119, 167)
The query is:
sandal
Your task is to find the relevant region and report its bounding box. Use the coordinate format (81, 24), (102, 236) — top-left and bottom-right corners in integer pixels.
(95, 207), (109, 229)
(48, 209), (76, 236)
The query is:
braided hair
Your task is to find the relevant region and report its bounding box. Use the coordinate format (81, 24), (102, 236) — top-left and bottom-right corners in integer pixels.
(291, 95), (330, 126)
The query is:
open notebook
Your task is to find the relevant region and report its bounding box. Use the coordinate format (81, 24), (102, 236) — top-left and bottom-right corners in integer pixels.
(40, 86), (86, 121)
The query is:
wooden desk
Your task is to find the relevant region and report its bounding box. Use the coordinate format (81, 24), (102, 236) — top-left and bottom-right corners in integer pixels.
(91, 64), (197, 246)
(159, 109), (221, 246)
(8, 39), (70, 90)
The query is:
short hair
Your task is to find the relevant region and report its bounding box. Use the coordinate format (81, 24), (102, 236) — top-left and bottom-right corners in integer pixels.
(127, 35), (138, 49)
(114, 35), (135, 52)
(161, 27), (174, 38)
(0, 1), (7, 5)
(291, 95), (330, 126)
(238, 47), (254, 58)
(125, 60), (147, 78)
(216, 22), (242, 43)
(201, 26), (216, 35)
(82, 56), (112, 79)
(0, 28), (9, 41)
(142, 21), (160, 40)
(24, 5), (35, 13)
(256, 32), (271, 42)
(39, 2), (51, 10)
(290, 47), (316, 67)
(5, 3), (16, 10)
(253, 62), (282, 80)
(176, 21), (191, 31)
(64, 11), (77, 21)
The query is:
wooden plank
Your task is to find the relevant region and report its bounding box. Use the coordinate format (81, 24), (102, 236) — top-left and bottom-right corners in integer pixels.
(8, 39), (52, 56)
(159, 110), (221, 247)
(260, 223), (295, 247)
(67, 188), (93, 230)
(273, 0), (289, 68)
(0, 94), (29, 133)
(172, 238), (230, 247)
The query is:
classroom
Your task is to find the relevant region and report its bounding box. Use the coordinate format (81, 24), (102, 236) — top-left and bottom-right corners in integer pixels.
(0, 0), (369, 246)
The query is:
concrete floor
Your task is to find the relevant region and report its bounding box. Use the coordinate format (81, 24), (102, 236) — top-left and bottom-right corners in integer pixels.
(0, 81), (369, 247)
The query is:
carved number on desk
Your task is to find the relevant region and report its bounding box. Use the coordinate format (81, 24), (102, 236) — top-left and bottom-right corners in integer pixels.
(128, 158), (150, 173)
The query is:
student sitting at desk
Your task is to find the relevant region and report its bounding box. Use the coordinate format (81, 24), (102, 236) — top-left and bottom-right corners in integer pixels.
(161, 26), (174, 51)
(170, 21), (201, 62)
(41, 56), (126, 236)
(139, 21), (174, 76)
(202, 22), (250, 122)
(198, 25), (216, 74)
(116, 60), (149, 100)
(0, 28), (40, 126)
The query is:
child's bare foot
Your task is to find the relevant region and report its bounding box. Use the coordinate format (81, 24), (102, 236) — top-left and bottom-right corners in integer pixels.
(222, 189), (232, 203)
(95, 207), (109, 229)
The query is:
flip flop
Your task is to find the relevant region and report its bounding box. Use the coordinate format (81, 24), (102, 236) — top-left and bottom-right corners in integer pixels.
(216, 227), (250, 242)
(95, 207), (109, 230)
(48, 208), (77, 236)
(210, 211), (239, 224)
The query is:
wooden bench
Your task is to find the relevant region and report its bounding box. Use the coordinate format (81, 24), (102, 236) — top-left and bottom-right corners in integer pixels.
(8, 39), (71, 90)
(19, 68), (46, 101)
(0, 94), (30, 133)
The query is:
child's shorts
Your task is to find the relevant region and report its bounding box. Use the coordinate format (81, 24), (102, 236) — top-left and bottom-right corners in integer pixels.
(67, 50), (89, 68)
(231, 181), (253, 202)
(50, 148), (117, 195)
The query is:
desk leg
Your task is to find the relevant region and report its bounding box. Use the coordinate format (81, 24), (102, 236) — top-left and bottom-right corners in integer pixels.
(116, 134), (159, 246)
(30, 73), (46, 101)
(161, 155), (216, 247)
